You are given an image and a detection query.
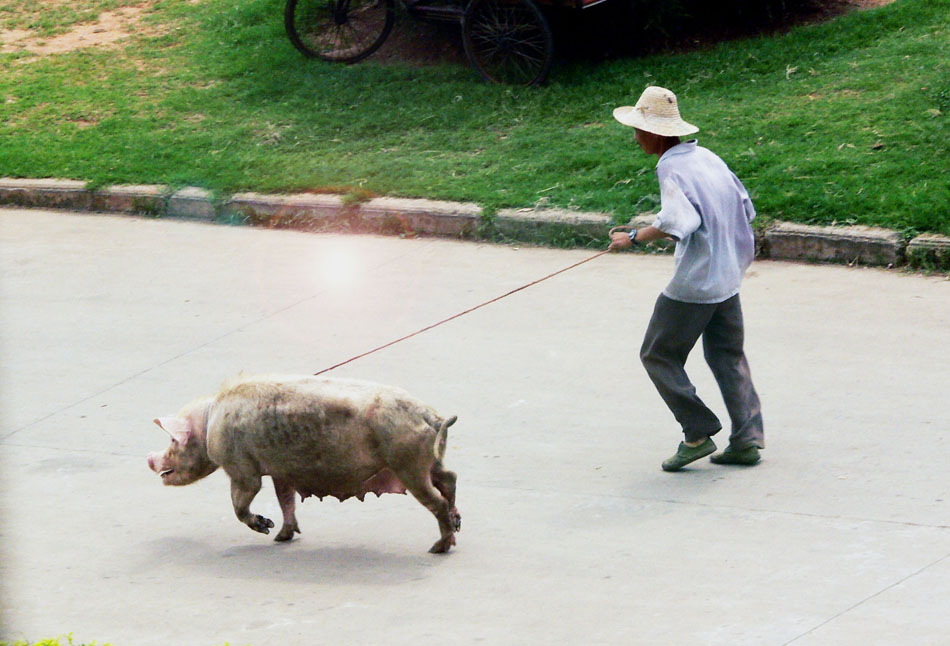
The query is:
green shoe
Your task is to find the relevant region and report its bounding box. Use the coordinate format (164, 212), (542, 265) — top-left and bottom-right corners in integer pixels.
(661, 438), (716, 472)
(710, 445), (761, 466)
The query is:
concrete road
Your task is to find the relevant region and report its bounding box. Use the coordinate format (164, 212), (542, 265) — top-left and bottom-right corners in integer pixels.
(1, 207), (948, 646)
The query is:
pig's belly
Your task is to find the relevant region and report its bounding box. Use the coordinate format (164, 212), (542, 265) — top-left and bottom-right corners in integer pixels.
(286, 466), (408, 502)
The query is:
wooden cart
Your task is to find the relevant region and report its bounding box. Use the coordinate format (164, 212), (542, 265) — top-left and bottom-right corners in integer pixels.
(285, 0), (609, 85)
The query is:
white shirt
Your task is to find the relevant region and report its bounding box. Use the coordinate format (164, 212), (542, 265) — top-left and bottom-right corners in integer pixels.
(651, 140), (756, 304)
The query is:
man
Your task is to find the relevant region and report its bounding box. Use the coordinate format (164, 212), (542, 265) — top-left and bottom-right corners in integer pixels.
(608, 86), (764, 471)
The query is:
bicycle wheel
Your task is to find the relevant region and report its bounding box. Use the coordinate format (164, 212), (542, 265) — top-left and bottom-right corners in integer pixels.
(285, 0), (396, 63)
(461, 0), (553, 85)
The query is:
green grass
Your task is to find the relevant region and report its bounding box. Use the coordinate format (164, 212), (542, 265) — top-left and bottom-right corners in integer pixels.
(0, 0), (947, 235)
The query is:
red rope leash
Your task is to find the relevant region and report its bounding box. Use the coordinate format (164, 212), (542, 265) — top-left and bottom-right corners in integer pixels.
(314, 248), (611, 376)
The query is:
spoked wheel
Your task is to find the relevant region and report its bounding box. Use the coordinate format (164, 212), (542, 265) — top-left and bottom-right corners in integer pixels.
(461, 0), (553, 85)
(285, 0), (395, 63)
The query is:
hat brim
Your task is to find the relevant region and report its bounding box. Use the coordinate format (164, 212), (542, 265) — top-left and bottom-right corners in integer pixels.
(613, 106), (699, 137)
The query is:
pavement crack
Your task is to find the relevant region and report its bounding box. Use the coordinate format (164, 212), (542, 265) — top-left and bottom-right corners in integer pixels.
(781, 551), (950, 645)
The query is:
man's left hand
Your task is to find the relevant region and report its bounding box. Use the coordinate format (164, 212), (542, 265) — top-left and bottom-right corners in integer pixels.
(609, 231), (633, 251)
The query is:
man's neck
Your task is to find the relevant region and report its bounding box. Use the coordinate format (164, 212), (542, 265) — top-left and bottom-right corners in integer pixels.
(656, 137), (681, 157)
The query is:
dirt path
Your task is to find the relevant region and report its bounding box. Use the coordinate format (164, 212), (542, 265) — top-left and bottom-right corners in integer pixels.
(0, 3), (151, 55)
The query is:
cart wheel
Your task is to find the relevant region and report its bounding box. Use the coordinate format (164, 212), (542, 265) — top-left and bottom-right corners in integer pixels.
(461, 0), (553, 85)
(285, 0), (395, 63)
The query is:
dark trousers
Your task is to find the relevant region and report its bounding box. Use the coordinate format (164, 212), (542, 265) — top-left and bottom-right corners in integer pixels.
(640, 294), (764, 448)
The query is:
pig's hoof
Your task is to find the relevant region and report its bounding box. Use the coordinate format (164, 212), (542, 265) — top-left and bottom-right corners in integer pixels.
(249, 515), (275, 534)
(428, 535), (456, 554)
(274, 524), (300, 542)
(450, 508), (462, 532)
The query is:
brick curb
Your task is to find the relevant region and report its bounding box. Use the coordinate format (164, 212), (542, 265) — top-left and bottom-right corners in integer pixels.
(1, 178), (947, 270)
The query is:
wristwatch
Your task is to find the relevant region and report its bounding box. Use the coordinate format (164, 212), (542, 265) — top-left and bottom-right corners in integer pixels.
(628, 229), (639, 244)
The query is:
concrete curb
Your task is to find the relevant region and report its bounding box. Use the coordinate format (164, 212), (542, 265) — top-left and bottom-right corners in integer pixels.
(494, 207), (612, 244)
(906, 233), (950, 270)
(764, 222), (905, 267)
(168, 187), (216, 220)
(0, 178), (92, 210)
(1, 178), (947, 270)
(91, 184), (167, 215)
(226, 192), (351, 229)
(361, 197), (482, 238)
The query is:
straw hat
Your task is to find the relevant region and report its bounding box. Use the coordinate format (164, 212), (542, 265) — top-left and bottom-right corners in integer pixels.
(613, 86), (698, 137)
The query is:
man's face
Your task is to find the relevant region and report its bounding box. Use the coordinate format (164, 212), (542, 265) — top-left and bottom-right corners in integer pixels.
(634, 128), (659, 155)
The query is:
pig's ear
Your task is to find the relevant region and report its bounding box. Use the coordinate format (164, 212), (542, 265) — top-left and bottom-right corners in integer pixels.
(153, 417), (193, 445)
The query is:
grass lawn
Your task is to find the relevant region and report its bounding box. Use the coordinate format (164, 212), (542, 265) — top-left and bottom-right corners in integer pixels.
(0, 0), (947, 236)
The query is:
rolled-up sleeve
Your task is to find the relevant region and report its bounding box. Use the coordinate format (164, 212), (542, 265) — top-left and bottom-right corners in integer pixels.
(653, 176), (701, 241)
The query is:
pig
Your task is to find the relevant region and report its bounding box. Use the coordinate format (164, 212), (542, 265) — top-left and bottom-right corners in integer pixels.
(147, 375), (460, 553)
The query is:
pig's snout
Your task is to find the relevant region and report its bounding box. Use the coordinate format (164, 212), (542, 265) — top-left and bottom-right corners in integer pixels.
(147, 453), (159, 473)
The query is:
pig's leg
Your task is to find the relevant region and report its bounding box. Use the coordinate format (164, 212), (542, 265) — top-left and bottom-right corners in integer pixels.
(401, 473), (457, 554)
(272, 477), (301, 543)
(430, 464), (460, 532)
(229, 474), (274, 535)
